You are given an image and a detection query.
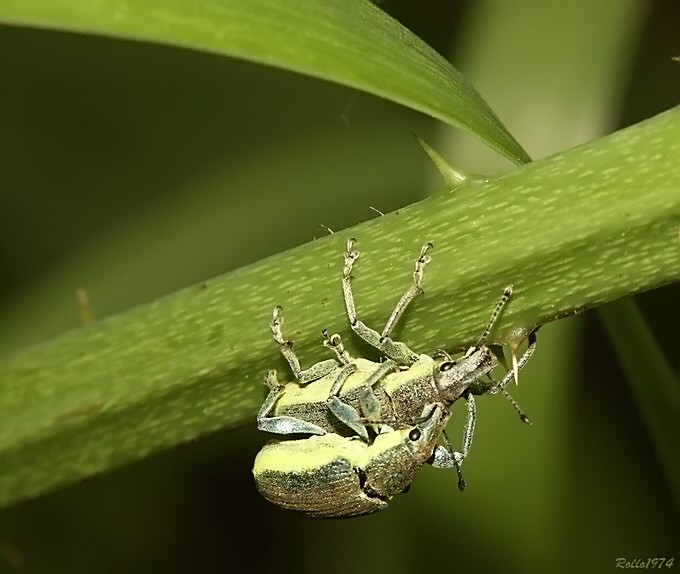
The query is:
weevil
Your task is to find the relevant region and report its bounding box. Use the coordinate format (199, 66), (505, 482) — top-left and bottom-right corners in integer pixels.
(257, 239), (537, 485)
(253, 402), (452, 517)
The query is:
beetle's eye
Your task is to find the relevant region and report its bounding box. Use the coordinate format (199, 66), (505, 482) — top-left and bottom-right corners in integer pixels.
(409, 428), (421, 441)
(439, 361), (455, 372)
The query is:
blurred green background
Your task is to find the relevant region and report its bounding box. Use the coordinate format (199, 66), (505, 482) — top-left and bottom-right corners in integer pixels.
(0, 0), (678, 572)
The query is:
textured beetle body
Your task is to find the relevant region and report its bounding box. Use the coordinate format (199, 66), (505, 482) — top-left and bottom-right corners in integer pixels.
(266, 355), (439, 436)
(269, 357), (393, 437)
(254, 403), (450, 517)
(264, 349), (499, 437)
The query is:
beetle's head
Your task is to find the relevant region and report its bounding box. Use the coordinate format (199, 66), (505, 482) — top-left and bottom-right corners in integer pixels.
(409, 402), (450, 450)
(433, 346), (497, 402)
(371, 402), (449, 467)
(361, 402), (450, 501)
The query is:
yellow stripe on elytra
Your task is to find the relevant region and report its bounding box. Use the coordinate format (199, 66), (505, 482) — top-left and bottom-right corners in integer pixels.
(275, 355), (434, 408)
(253, 428), (409, 475)
(381, 355), (433, 395)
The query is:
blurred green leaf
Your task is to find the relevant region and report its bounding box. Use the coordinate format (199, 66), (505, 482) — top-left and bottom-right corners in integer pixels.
(0, 0), (529, 164)
(598, 299), (680, 506)
(0, 106), (678, 508)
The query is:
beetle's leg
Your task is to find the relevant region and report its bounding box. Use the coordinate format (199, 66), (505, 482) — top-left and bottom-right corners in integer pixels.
(342, 238), (425, 365)
(475, 285), (514, 347)
(466, 331), (536, 423)
(327, 360), (397, 440)
(270, 306), (338, 384)
(322, 329), (371, 435)
(492, 329), (538, 392)
(381, 241), (433, 339)
(256, 370), (328, 436)
(325, 364), (371, 441)
(358, 388), (383, 435)
(431, 437), (467, 491)
(470, 330), (537, 393)
(431, 394), (476, 491)
(358, 360), (398, 434)
(322, 330), (351, 365)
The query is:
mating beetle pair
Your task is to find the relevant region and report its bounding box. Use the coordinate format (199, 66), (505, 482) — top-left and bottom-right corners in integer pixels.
(253, 239), (536, 517)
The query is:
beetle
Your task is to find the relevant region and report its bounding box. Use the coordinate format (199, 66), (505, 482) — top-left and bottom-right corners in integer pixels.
(253, 402), (453, 517)
(257, 239), (537, 486)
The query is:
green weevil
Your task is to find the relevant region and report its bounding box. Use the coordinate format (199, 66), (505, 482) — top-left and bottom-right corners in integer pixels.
(253, 402), (452, 517)
(257, 239), (537, 486)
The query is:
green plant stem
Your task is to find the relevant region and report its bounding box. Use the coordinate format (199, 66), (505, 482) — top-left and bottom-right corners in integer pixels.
(0, 106), (679, 508)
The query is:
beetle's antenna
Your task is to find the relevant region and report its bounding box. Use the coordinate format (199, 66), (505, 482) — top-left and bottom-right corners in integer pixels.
(357, 415), (400, 428)
(442, 430), (466, 491)
(500, 389), (531, 425)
